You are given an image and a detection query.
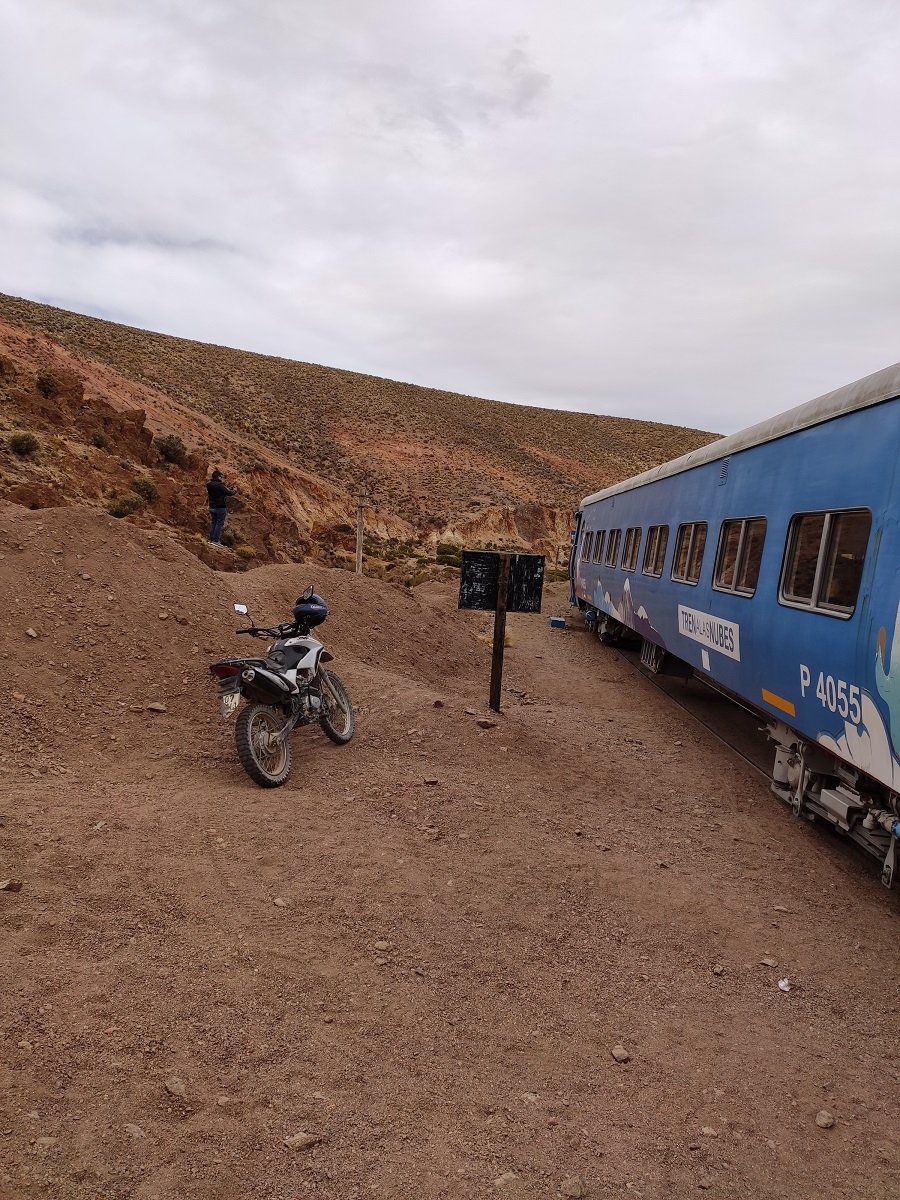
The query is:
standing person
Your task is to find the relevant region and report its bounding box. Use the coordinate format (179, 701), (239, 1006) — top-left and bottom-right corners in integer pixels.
(206, 469), (236, 545)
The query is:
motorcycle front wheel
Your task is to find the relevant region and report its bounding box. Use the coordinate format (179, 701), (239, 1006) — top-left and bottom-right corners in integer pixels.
(318, 670), (355, 745)
(235, 703), (292, 787)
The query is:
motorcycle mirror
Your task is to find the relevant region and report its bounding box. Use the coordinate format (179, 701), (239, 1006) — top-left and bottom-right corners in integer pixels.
(234, 603), (249, 616)
(301, 585), (314, 600)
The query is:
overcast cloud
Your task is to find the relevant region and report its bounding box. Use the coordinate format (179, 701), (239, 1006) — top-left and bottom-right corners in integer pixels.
(2, 0), (900, 432)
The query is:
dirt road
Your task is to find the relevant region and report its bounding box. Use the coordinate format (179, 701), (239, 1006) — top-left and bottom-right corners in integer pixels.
(1, 506), (898, 1199)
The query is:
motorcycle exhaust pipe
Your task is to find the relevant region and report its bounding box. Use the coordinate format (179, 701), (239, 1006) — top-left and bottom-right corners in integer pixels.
(242, 668), (256, 682)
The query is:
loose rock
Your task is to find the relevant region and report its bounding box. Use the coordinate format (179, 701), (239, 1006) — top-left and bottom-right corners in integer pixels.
(560, 1175), (586, 1197)
(476, 719), (498, 729)
(700, 1126), (718, 1138)
(164, 1076), (186, 1097)
(815, 1110), (835, 1129)
(494, 1170), (519, 1187)
(25, 628), (38, 639)
(124, 1123), (146, 1139)
(147, 702), (167, 714)
(760, 957), (778, 968)
(611, 1045), (630, 1063)
(0, 880), (23, 893)
(284, 1131), (320, 1150)
(273, 897), (287, 908)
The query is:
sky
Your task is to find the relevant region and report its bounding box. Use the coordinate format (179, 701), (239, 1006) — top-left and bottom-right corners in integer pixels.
(2, 0), (900, 434)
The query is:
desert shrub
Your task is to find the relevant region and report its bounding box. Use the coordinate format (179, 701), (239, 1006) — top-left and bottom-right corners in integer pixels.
(333, 523), (353, 535)
(132, 477), (158, 503)
(90, 429), (109, 449)
(35, 372), (59, 399)
(436, 553), (462, 568)
(154, 433), (188, 466)
(436, 541), (460, 557)
(220, 527), (236, 547)
(9, 431), (40, 456)
(106, 493), (144, 518)
(234, 544), (257, 560)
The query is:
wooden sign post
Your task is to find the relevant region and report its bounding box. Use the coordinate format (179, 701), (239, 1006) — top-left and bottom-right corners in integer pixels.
(489, 553), (510, 712)
(458, 550), (545, 713)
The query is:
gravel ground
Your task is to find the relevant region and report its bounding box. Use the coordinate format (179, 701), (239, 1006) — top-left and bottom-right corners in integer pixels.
(1, 505), (898, 1199)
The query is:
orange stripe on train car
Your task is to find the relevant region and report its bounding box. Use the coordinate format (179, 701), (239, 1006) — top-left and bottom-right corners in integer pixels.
(761, 688), (796, 717)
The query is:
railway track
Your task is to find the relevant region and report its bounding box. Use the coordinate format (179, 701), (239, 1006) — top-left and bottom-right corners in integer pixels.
(589, 631), (895, 889)
(611, 640), (774, 781)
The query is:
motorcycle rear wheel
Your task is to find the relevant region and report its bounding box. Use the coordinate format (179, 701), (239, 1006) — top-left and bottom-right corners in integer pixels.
(235, 703), (292, 787)
(318, 670), (355, 744)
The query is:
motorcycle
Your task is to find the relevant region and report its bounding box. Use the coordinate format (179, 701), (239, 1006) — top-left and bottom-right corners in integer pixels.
(209, 586), (355, 787)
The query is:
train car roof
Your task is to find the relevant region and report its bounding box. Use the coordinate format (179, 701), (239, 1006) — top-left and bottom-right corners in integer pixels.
(580, 360), (900, 509)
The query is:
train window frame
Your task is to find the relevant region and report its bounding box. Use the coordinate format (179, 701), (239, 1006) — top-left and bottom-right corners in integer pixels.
(642, 524), (669, 577)
(581, 530), (593, 563)
(713, 516), (767, 598)
(671, 522), (708, 585)
(592, 530), (605, 564)
(779, 508), (871, 618)
(622, 527), (642, 572)
(605, 528), (622, 568)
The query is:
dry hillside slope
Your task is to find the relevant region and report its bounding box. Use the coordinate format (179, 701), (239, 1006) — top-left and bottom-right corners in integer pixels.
(0, 293), (717, 570)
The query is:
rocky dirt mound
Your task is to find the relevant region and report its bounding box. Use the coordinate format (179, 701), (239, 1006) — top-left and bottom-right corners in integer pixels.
(0, 502), (488, 783)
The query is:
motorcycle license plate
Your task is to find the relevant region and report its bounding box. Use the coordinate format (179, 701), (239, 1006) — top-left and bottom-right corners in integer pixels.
(219, 692), (241, 719)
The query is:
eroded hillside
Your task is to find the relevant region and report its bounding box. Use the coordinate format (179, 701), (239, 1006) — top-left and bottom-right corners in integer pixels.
(0, 292), (718, 571)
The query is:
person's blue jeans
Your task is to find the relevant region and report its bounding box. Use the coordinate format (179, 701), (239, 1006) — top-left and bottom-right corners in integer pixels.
(209, 507), (227, 543)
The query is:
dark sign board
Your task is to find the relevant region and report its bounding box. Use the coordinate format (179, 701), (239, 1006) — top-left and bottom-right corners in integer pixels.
(458, 551), (545, 614)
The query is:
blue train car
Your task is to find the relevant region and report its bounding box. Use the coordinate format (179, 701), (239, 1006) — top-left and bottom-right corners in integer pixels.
(570, 363), (900, 886)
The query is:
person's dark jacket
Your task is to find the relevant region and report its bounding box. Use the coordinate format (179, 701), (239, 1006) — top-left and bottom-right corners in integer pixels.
(206, 478), (235, 509)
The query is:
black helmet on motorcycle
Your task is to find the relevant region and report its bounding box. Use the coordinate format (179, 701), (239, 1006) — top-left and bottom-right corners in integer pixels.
(293, 589), (328, 628)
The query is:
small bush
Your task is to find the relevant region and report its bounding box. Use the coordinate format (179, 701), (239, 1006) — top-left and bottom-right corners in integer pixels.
(436, 553), (462, 568)
(154, 433), (188, 466)
(333, 523), (353, 535)
(106, 493), (144, 518)
(90, 430), (109, 449)
(234, 544), (257, 560)
(220, 527), (236, 547)
(436, 541), (460, 557)
(9, 431), (40, 456)
(35, 372), (59, 399)
(131, 477), (158, 503)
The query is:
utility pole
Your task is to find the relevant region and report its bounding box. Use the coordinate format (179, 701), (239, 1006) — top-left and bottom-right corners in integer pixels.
(354, 493), (369, 575)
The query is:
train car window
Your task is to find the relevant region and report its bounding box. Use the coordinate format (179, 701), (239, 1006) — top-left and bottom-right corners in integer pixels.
(672, 522), (707, 584)
(714, 517), (767, 596)
(592, 531), (605, 564)
(642, 525), (669, 577)
(605, 528), (621, 567)
(581, 530), (594, 563)
(780, 509), (871, 616)
(821, 512), (870, 611)
(622, 527), (642, 571)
